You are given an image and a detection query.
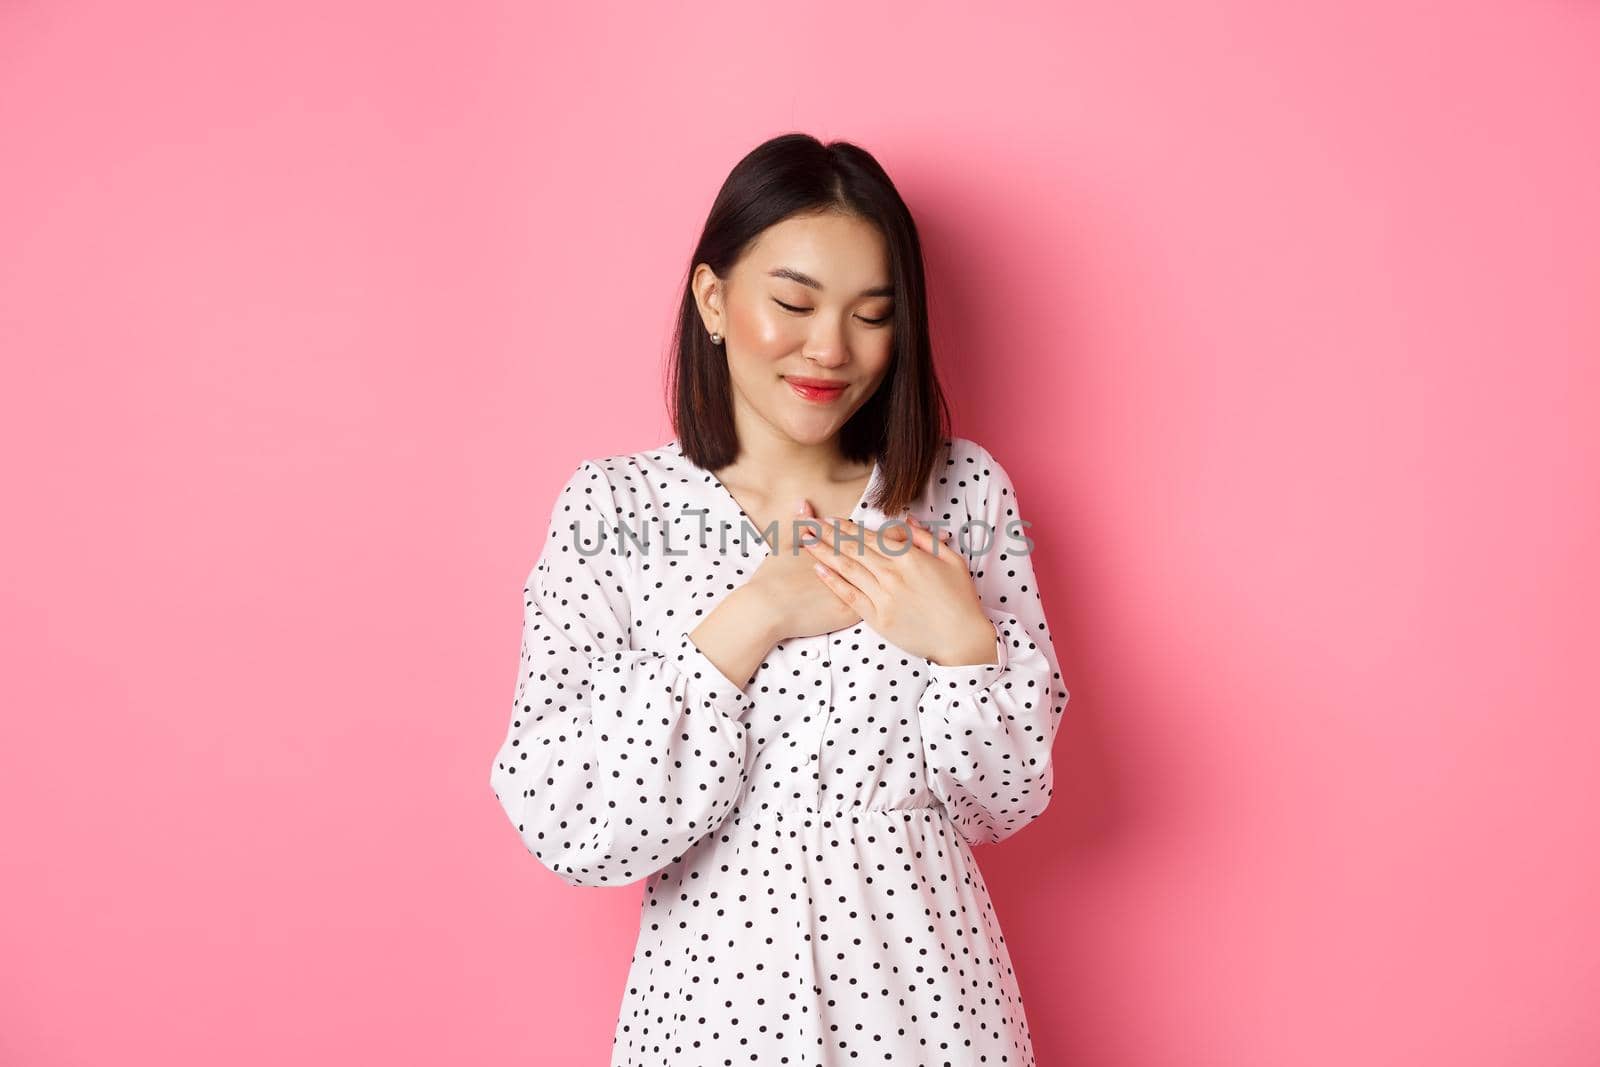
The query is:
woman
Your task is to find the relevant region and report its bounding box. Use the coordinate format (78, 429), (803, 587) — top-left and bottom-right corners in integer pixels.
(489, 133), (1070, 1066)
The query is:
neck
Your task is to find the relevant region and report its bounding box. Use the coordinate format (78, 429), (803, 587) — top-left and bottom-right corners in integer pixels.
(717, 406), (871, 496)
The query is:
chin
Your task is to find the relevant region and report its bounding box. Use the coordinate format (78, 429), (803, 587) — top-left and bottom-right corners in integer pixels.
(776, 414), (845, 445)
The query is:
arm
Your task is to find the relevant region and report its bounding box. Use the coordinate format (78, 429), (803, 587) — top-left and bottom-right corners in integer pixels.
(917, 444), (1071, 847)
(488, 460), (755, 887)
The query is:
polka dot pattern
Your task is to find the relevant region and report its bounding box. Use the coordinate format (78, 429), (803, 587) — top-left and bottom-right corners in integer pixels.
(490, 436), (1070, 1065)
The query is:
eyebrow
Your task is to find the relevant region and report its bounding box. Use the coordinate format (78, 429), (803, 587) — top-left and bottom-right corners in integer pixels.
(767, 266), (895, 299)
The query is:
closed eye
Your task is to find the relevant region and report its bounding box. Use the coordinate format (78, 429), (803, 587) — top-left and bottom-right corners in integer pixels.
(773, 298), (893, 327)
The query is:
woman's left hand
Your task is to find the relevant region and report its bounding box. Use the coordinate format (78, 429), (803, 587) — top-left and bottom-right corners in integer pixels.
(803, 514), (999, 666)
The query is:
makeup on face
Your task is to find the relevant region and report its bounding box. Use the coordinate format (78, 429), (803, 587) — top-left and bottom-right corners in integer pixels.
(783, 374), (849, 404)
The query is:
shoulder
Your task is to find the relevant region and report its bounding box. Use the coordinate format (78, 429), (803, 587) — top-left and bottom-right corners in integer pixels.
(560, 440), (679, 503)
(939, 435), (1012, 501)
(942, 435), (999, 475)
(541, 448), (671, 567)
(544, 461), (614, 525)
(586, 439), (678, 476)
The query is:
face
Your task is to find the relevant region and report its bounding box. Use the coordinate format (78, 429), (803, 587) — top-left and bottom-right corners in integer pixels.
(694, 211), (896, 450)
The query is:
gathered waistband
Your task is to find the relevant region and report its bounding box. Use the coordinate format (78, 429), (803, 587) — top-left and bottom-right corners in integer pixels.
(722, 800), (944, 827)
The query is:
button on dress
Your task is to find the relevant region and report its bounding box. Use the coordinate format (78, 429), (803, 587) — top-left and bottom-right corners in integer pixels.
(489, 435), (1070, 1066)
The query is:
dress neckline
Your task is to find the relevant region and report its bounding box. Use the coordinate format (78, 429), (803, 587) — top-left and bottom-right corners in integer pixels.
(671, 439), (881, 561)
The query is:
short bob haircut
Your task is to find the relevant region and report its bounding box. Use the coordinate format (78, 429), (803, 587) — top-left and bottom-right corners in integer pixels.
(666, 132), (951, 519)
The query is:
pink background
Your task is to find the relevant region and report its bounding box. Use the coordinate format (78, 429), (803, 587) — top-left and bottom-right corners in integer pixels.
(4, 2), (1598, 1064)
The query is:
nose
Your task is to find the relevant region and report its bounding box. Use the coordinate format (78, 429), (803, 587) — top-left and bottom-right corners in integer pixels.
(802, 316), (851, 367)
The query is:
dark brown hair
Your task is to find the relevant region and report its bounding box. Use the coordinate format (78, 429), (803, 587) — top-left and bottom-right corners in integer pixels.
(665, 133), (951, 518)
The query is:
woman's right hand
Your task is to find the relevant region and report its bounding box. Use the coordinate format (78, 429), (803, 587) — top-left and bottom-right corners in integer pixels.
(689, 502), (858, 688)
(748, 500), (863, 641)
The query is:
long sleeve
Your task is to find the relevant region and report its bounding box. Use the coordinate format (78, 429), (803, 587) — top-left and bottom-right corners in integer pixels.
(916, 444), (1070, 847)
(488, 459), (755, 887)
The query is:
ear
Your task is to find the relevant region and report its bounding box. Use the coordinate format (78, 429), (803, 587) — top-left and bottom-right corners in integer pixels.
(691, 263), (724, 332)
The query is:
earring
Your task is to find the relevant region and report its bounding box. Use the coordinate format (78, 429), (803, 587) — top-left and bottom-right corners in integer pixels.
(710, 330), (723, 345)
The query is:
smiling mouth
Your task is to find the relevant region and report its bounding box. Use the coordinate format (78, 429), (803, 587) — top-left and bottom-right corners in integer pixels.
(784, 377), (849, 403)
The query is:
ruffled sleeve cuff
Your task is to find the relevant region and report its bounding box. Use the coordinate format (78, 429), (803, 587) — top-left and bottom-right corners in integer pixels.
(675, 630), (757, 720)
(922, 613), (1010, 693)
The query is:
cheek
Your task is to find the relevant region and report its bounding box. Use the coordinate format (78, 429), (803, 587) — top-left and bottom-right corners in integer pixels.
(729, 300), (802, 359)
(862, 335), (895, 375)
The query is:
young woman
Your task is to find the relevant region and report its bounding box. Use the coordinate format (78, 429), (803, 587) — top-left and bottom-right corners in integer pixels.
(490, 133), (1070, 1066)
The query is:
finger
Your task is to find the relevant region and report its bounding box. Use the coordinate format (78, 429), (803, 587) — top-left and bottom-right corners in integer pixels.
(875, 517), (918, 545)
(906, 514), (955, 549)
(793, 498), (819, 546)
(810, 559), (866, 611)
(809, 517), (895, 583)
(804, 528), (886, 604)
(922, 519), (965, 560)
(874, 515), (957, 562)
(838, 521), (902, 572)
(841, 516), (957, 575)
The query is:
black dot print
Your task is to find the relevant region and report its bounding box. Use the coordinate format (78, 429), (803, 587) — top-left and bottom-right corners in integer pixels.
(490, 436), (1071, 1065)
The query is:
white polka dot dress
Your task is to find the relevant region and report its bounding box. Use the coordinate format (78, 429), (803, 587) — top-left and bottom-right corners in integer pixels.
(489, 435), (1070, 1066)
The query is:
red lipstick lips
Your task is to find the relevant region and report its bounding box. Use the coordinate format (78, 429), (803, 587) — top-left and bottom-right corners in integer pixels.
(785, 376), (848, 403)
